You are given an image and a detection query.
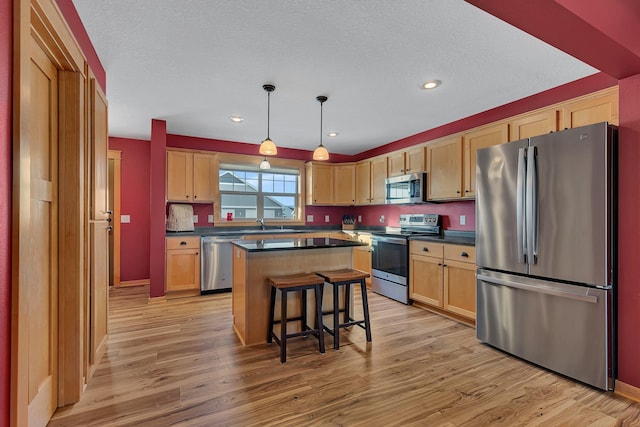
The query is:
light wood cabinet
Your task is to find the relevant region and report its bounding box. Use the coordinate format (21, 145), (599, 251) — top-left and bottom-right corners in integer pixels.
(306, 162), (356, 205)
(166, 237), (201, 294)
(388, 146), (426, 177)
(562, 89), (619, 128)
(426, 136), (463, 200)
(333, 163), (356, 205)
(166, 150), (215, 202)
(509, 109), (559, 141)
(355, 156), (387, 205)
(306, 162), (333, 205)
(463, 123), (508, 198)
(410, 241), (476, 322)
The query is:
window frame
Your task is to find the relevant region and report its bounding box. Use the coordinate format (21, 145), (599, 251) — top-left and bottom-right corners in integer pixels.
(214, 153), (306, 226)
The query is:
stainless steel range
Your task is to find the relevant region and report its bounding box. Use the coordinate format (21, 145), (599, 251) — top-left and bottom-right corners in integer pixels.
(371, 214), (441, 304)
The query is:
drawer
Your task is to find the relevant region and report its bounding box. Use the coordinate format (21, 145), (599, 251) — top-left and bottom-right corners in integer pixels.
(166, 236), (200, 250)
(410, 241), (443, 257)
(443, 244), (476, 264)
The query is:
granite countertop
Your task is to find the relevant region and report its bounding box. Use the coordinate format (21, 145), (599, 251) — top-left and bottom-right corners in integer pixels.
(409, 230), (475, 246)
(231, 237), (368, 252)
(166, 226), (344, 237)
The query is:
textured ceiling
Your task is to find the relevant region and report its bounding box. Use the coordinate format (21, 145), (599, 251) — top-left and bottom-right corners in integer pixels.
(72, 0), (596, 155)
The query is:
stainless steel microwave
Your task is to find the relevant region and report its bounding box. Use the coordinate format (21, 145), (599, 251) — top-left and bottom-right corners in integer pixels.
(385, 172), (427, 204)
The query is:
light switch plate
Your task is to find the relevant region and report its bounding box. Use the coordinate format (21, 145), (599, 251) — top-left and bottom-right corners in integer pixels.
(379, 215), (385, 223)
(358, 215), (362, 223)
(121, 214), (130, 224)
(208, 215), (214, 223)
(460, 215), (466, 226)
(306, 215), (314, 222)
(193, 215), (198, 223)
(325, 215), (330, 222)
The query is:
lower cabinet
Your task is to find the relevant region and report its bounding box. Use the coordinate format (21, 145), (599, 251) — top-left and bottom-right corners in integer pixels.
(410, 241), (476, 322)
(166, 236), (201, 294)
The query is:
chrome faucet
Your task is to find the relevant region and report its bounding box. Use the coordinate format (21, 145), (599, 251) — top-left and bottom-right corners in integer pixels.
(256, 217), (266, 230)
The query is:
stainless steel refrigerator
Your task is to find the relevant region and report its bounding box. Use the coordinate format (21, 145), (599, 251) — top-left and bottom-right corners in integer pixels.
(475, 122), (616, 390)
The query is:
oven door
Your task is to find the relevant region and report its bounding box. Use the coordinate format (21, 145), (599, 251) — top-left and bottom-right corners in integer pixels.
(371, 235), (409, 304)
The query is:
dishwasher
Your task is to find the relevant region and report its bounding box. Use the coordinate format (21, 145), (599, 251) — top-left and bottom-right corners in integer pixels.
(201, 236), (235, 294)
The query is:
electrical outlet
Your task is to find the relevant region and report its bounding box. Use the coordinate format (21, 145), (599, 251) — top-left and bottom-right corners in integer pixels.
(460, 215), (466, 226)
(208, 215), (214, 223)
(306, 215), (314, 222)
(121, 215), (130, 224)
(193, 215), (198, 223)
(379, 215), (385, 223)
(358, 215), (362, 223)
(325, 215), (330, 223)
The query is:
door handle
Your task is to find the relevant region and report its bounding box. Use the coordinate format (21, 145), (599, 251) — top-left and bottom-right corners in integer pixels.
(477, 273), (598, 304)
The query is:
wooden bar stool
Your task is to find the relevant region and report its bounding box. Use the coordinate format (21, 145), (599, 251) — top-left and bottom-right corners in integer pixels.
(314, 269), (372, 350)
(267, 273), (326, 363)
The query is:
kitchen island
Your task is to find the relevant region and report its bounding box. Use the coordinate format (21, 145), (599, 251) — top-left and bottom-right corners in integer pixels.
(231, 237), (367, 346)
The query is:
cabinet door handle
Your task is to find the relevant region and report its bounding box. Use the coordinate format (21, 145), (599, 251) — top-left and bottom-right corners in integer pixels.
(186, 195), (190, 198)
(456, 190), (461, 194)
(194, 195), (197, 199)
(460, 251), (469, 257)
(180, 241), (187, 245)
(438, 263), (442, 266)
(465, 190), (470, 193)
(195, 252), (199, 255)
(422, 247), (429, 252)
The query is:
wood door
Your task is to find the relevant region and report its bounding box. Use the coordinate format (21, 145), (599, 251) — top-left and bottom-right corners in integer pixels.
(405, 146), (426, 174)
(370, 156), (387, 204)
(167, 150), (193, 201)
(192, 152), (215, 202)
(88, 78), (110, 379)
(387, 151), (405, 177)
(426, 136), (462, 200)
(443, 260), (476, 320)
(333, 163), (355, 205)
(166, 249), (201, 292)
(355, 161), (371, 205)
(563, 89), (619, 128)
(409, 254), (442, 307)
(25, 39), (59, 426)
(509, 109), (559, 141)
(463, 123), (508, 198)
(353, 246), (372, 287)
(307, 163), (333, 205)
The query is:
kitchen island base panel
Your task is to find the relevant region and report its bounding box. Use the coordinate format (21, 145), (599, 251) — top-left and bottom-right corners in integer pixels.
(233, 246), (353, 346)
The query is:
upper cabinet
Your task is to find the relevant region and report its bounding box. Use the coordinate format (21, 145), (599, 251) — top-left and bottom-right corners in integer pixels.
(333, 163), (356, 205)
(387, 146), (426, 177)
(167, 150), (216, 202)
(426, 136), (462, 200)
(509, 109), (559, 141)
(307, 162), (357, 206)
(462, 123), (509, 198)
(562, 88), (619, 128)
(356, 156), (387, 205)
(306, 162), (333, 205)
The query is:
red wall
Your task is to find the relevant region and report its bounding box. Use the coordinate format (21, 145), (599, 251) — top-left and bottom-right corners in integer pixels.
(0, 0), (11, 423)
(617, 74), (640, 387)
(109, 137), (151, 281)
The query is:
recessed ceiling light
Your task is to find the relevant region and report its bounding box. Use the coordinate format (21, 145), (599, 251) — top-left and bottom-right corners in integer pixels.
(422, 80), (442, 90)
(328, 132), (339, 137)
(229, 116), (244, 123)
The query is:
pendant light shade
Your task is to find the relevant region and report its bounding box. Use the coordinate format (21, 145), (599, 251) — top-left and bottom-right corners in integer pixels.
(259, 157), (271, 170)
(313, 95), (330, 161)
(259, 84), (278, 156)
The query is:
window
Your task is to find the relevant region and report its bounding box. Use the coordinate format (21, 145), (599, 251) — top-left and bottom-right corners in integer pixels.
(219, 165), (299, 220)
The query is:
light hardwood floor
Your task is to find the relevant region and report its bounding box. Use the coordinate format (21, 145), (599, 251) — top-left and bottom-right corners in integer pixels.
(49, 286), (640, 426)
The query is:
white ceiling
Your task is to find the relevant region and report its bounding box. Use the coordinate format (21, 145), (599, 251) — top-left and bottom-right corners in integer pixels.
(72, 0), (597, 156)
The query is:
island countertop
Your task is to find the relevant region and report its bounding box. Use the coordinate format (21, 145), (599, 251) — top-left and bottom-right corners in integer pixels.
(231, 237), (367, 252)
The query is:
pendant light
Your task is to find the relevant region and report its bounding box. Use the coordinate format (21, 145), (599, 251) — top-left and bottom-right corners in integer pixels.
(259, 156), (271, 170)
(313, 95), (329, 161)
(259, 84), (277, 156)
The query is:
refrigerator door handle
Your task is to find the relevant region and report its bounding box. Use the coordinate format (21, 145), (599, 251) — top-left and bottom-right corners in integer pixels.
(477, 273), (599, 304)
(516, 148), (527, 264)
(526, 146), (539, 264)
